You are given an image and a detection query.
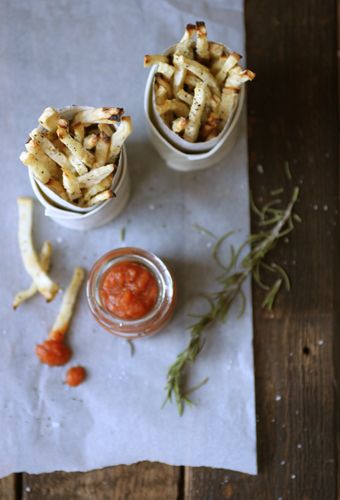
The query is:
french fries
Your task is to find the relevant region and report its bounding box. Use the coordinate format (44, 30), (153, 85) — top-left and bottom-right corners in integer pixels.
(20, 107), (132, 208)
(13, 241), (52, 309)
(17, 198), (59, 302)
(145, 21), (255, 143)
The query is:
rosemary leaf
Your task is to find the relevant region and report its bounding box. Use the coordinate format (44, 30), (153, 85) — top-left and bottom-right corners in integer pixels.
(192, 223), (217, 239)
(261, 278), (283, 310)
(127, 339), (135, 357)
(163, 186), (299, 415)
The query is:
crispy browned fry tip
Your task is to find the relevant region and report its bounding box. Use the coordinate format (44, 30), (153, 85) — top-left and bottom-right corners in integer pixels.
(186, 23), (196, 33)
(196, 21), (206, 32)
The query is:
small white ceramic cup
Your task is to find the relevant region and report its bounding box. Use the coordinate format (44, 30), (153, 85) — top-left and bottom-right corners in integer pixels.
(144, 44), (245, 171)
(28, 105), (130, 230)
(29, 147), (130, 230)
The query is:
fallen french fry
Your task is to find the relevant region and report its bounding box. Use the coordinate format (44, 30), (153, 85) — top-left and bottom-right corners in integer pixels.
(35, 267), (85, 366)
(17, 198), (59, 302)
(13, 241), (52, 309)
(48, 267), (85, 342)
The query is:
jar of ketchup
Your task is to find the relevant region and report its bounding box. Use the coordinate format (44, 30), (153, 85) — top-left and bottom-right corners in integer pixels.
(87, 247), (176, 339)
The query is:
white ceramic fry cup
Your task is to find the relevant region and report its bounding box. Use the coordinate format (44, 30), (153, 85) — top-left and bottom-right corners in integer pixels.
(144, 44), (245, 171)
(29, 146), (130, 230)
(27, 106), (131, 230)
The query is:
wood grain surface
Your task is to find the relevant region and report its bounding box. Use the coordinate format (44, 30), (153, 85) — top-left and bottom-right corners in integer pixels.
(1, 0), (338, 499)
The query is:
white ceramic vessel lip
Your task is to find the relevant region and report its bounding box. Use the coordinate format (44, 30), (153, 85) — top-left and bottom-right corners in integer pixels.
(144, 68), (245, 162)
(149, 43), (237, 154)
(33, 105), (122, 214)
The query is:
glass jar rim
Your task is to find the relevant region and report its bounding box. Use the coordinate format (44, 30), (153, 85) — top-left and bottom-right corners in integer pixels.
(86, 247), (176, 338)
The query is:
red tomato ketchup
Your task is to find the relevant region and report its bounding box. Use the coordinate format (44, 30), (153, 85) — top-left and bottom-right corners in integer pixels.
(87, 247), (176, 339)
(99, 261), (159, 320)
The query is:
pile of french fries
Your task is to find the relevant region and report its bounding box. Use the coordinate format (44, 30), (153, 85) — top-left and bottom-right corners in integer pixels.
(20, 107), (132, 208)
(144, 22), (255, 143)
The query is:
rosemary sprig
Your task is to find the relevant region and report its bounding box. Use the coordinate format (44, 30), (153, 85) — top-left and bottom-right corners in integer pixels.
(164, 187), (299, 415)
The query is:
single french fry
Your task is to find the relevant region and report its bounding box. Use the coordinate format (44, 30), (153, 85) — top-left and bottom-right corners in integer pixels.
(173, 65), (187, 96)
(210, 54), (228, 76)
(177, 88), (194, 106)
(38, 107), (60, 132)
(184, 82), (207, 142)
(154, 83), (168, 105)
(109, 117), (132, 160)
(155, 73), (173, 97)
(62, 169), (82, 200)
(25, 140), (60, 179)
(225, 66), (256, 88)
(215, 52), (242, 86)
(19, 152), (51, 184)
(219, 88), (239, 122)
(156, 62), (175, 80)
(13, 241), (52, 309)
(46, 178), (68, 200)
(157, 99), (190, 118)
(77, 164), (114, 188)
(48, 267), (85, 342)
(173, 54), (220, 95)
(144, 54), (168, 67)
(209, 42), (225, 60)
(72, 107), (123, 126)
(196, 21), (209, 60)
(73, 123), (85, 143)
(172, 117), (188, 134)
(57, 121), (95, 167)
(69, 155), (88, 175)
(29, 128), (72, 170)
(86, 189), (113, 207)
(184, 72), (201, 88)
(17, 198), (58, 301)
(174, 23), (196, 58)
(83, 133), (98, 150)
(95, 131), (111, 166)
(98, 124), (114, 137)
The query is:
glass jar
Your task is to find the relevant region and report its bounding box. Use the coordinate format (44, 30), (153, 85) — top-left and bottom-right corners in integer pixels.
(87, 247), (176, 339)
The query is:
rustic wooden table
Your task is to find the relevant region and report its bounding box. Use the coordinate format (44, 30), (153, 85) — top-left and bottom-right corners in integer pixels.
(1, 1), (338, 498)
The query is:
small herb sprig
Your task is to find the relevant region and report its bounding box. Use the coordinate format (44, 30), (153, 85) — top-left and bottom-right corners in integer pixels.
(164, 187), (300, 415)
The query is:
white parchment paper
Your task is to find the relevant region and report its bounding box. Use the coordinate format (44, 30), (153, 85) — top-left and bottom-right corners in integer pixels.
(0, 0), (257, 476)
